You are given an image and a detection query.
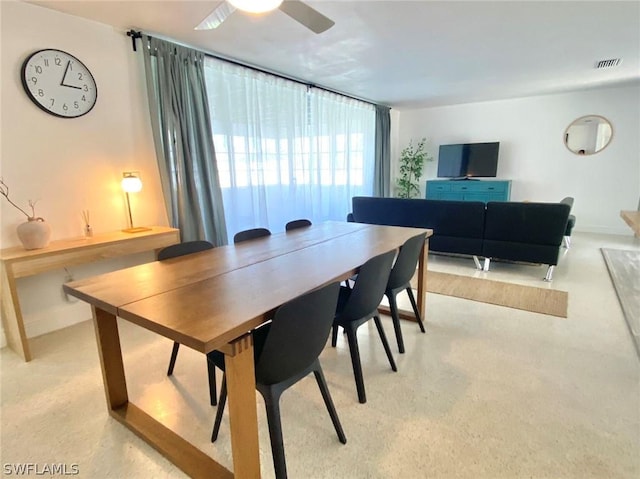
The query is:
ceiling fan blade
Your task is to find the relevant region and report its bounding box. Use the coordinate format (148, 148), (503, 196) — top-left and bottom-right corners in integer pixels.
(278, 0), (335, 34)
(194, 2), (237, 30)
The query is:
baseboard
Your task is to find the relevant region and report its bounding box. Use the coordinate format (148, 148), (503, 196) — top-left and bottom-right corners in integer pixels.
(574, 226), (636, 236)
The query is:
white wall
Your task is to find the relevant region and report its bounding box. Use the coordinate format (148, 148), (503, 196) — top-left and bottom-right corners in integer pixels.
(394, 84), (640, 235)
(0, 1), (168, 346)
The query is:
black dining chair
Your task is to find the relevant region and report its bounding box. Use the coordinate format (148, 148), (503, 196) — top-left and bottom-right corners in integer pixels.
(384, 233), (427, 354)
(157, 240), (218, 406)
(285, 219), (312, 231)
(233, 227), (271, 243)
(208, 282), (346, 479)
(331, 250), (397, 404)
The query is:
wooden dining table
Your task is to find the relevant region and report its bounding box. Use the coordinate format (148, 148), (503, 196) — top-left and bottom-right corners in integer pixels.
(63, 221), (432, 478)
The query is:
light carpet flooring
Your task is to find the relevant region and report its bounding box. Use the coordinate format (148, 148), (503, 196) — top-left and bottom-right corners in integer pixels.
(1, 231), (639, 478)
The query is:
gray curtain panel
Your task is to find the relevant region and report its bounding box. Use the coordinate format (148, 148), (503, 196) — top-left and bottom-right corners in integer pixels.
(141, 35), (228, 245)
(374, 105), (391, 197)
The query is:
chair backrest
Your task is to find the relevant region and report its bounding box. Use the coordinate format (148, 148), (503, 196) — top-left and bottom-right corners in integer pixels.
(255, 282), (340, 385)
(337, 250), (396, 322)
(233, 228), (271, 244)
(157, 240), (214, 261)
(387, 233), (426, 291)
(285, 219), (312, 231)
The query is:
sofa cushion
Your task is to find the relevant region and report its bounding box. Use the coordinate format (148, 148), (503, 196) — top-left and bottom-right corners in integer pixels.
(352, 197), (486, 237)
(352, 196), (486, 256)
(482, 202), (571, 266)
(483, 202), (570, 246)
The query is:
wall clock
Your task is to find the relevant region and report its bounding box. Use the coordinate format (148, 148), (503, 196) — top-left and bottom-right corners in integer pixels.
(21, 49), (97, 118)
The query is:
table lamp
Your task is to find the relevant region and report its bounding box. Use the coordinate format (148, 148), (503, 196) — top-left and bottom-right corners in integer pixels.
(121, 171), (151, 233)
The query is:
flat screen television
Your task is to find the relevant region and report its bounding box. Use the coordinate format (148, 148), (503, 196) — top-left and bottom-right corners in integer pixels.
(437, 142), (500, 178)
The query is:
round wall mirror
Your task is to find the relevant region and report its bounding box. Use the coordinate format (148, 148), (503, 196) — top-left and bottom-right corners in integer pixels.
(564, 115), (613, 155)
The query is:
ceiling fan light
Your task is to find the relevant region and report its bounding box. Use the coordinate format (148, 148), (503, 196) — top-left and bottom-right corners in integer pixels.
(227, 0), (283, 14)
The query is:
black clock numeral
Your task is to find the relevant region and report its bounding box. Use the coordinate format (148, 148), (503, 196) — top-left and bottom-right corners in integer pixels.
(81, 95), (86, 102)
(83, 84), (89, 92)
(78, 73), (83, 80)
(63, 103), (68, 111)
(38, 89), (44, 97)
(44, 59), (49, 67)
(35, 66), (42, 74)
(55, 57), (62, 66)
(31, 76), (38, 85)
(50, 98), (55, 106)
(74, 101), (79, 109)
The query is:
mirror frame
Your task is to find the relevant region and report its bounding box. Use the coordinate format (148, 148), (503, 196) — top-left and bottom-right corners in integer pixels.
(564, 114), (613, 156)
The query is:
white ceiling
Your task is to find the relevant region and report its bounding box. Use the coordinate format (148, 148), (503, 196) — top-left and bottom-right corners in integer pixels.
(27, 0), (640, 109)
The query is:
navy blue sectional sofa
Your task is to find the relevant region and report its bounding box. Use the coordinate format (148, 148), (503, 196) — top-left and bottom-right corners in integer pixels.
(350, 196), (571, 281)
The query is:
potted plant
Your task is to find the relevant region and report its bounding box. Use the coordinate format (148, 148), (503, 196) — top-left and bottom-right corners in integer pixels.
(0, 178), (51, 249)
(396, 138), (433, 199)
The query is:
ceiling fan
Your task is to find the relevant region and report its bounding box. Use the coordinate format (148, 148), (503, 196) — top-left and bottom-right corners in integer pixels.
(195, 0), (335, 34)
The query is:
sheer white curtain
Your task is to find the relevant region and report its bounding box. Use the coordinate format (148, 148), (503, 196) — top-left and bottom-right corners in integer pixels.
(204, 58), (375, 241)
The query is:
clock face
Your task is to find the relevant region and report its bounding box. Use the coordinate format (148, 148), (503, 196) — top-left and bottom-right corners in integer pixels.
(21, 49), (97, 118)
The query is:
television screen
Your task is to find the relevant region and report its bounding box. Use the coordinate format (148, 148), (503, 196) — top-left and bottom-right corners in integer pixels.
(437, 142), (500, 178)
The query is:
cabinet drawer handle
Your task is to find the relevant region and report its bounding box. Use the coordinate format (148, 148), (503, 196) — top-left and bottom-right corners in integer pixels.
(488, 187), (494, 190)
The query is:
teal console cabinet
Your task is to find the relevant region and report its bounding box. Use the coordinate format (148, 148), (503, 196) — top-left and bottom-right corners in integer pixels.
(425, 180), (511, 202)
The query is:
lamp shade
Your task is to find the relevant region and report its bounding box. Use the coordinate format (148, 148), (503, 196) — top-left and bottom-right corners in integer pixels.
(228, 0), (283, 14)
(121, 172), (142, 193)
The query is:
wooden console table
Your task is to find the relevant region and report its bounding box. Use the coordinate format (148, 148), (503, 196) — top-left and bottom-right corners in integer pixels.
(620, 210), (640, 238)
(0, 226), (179, 361)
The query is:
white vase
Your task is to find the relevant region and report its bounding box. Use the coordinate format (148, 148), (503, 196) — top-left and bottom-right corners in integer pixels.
(17, 218), (51, 250)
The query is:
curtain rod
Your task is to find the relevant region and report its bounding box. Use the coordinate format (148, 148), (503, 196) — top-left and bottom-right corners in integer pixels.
(126, 29), (384, 108)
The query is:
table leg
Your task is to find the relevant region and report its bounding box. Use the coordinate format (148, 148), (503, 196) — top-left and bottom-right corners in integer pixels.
(92, 306), (234, 479)
(417, 238), (429, 320)
(0, 262), (31, 361)
(92, 306), (129, 409)
(224, 333), (261, 479)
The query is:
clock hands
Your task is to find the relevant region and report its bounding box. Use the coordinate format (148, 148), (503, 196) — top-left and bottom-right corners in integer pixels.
(60, 60), (82, 89)
(60, 60), (70, 85)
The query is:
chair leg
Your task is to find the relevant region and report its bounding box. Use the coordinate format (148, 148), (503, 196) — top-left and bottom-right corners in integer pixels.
(373, 315), (397, 373)
(313, 364), (347, 444)
(344, 325), (367, 404)
(483, 257), (491, 272)
(167, 342), (180, 376)
(387, 293), (405, 354)
(331, 324), (339, 347)
(211, 375), (227, 442)
(473, 255), (482, 270)
(207, 360), (217, 406)
(406, 287), (425, 333)
(261, 386), (288, 479)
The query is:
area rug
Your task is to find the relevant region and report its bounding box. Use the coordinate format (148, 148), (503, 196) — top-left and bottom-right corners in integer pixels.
(601, 248), (640, 356)
(417, 270), (568, 318)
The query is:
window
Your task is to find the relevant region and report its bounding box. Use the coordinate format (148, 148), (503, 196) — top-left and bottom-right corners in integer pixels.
(204, 59), (375, 240)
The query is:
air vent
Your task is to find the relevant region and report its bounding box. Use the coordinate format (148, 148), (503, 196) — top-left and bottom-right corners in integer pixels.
(596, 58), (622, 69)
